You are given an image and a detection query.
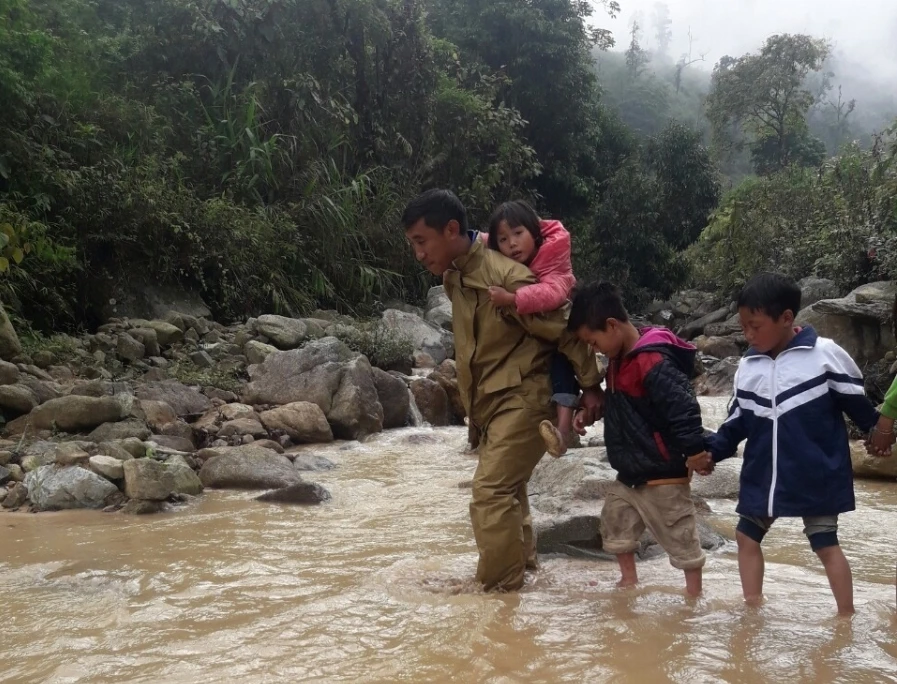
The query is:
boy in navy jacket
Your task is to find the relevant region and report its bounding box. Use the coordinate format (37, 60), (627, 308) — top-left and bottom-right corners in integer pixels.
(699, 272), (879, 614)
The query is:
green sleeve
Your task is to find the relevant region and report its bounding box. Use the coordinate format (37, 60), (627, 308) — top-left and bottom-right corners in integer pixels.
(881, 376), (897, 419)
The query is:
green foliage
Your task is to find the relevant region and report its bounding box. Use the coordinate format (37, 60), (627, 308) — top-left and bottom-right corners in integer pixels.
(706, 34), (830, 175)
(331, 320), (414, 370)
(169, 359), (246, 395)
(688, 124), (897, 296)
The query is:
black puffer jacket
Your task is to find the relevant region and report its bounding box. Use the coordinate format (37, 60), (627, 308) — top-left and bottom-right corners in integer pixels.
(603, 327), (705, 487)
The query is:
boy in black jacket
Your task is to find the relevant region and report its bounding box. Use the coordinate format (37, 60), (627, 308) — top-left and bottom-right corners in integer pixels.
(569, 282), (711, 596)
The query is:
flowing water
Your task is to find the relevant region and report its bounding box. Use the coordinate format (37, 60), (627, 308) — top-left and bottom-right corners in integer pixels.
(2, 397), (897, 683)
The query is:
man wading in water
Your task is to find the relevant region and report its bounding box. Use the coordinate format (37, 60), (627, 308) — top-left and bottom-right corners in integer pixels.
(402, 189), (605, 592)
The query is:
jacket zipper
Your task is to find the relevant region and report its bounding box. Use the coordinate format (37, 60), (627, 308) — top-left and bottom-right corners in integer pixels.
(767, 359), (778, 517)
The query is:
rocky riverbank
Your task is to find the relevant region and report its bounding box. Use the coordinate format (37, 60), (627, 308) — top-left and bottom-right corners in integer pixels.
(2, 277), (896, 517)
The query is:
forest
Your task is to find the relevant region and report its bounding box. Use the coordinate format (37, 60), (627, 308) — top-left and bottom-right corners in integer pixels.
(1, 0), (896, 333)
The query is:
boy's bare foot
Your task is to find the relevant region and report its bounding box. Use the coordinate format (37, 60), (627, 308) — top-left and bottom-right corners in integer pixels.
(616, 577), (638, 589)
(540, 420), (567, 458)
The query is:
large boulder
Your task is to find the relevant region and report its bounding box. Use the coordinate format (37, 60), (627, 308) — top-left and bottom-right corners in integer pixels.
(372, 368), (410, 430)
(381, 309), (454, 364)
(799, 277), (841, 308)
(244, 340), (278, 365)
(428, 360), (465, 424)
(0, 301), (22, 360)
(165, 457), (204, 495)
(0, 384), (39, 414)
(259, 402), (334, 443)
(424, 285), (453, 331)
(123, 458), (176, 501)
(694, 335), (743, 361)
(135, 381), (211, 417)
(255, 315), (309, 350)
(796, 281), (897, 364)
(694, 358), (739, 397)
(0, 360), (20, 385)
(27, 394), (133, 432)
(243, 337), (384, 440)
(198, 445), (301, 489)
(408, 377), (451, 427)
(88, 419), (152, 442)
(25, 465), (119, 511)
(90, 455), (125, 481)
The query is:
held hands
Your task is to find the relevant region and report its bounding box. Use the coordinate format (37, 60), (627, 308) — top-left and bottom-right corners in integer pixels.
(573, 387), (605, 435)
(866, 417), (895, 458)
(686, 451), (714, 476)
(488, 286), (516, 308)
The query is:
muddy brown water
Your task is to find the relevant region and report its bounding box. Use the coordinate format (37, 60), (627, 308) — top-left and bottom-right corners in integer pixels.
(2, 398), (897, 683)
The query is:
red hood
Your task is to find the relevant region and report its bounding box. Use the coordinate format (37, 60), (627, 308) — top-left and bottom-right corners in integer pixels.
(627, 326), (697, 376)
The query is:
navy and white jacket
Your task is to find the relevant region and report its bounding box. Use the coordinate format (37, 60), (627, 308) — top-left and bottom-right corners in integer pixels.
(707, 326), (879, 518)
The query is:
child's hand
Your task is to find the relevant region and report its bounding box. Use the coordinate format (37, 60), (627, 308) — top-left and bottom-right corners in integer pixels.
(686, 451), (714, 476)
(488, 286), (516, 308)
(867, 417), (895, 457)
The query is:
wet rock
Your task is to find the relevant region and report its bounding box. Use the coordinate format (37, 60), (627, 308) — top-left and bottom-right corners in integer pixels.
(372, 368), (410, 430)
(90, 455), (125, 480)
(850, 442), (897, 480)
(121, 499), (166, 515)
(0, 384), (39, 414)
(408, 377), (451, 427)
(428, 360), (465, 424)
(218, 418), (267, 439)
(0, 360), (20, 385)
(255, 481), (331, 505)
(28, 394), (133, 432)
(25, 465), (119, 511)
(88, 419), (152, 443)
(198, 445), (301, 489)
(327, 355), (384, 440)
(381, 308), (454, 363)
(259, 402), (334, 443)
(123, 458), (175, 501)
(292, 454), (336, 471)
(535, 510), (602, 554)
(165, 460), (203, 495)
(2, 482), (27, 509)
(135, 380), (211, 417)
(256, 315), (310, 349)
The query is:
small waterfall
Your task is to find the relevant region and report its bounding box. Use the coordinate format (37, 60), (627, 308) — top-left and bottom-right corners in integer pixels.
(407, 386), (425, 427)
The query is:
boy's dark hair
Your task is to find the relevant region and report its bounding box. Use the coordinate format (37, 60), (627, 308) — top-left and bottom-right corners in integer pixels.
(486, 200), (543, 251)
(402, 189), (468, 233)
(737, 272), (802, 320)
(567, 281), (630, 332)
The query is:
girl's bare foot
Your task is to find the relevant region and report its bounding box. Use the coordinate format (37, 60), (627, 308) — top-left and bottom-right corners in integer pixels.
(616, 577), (638, 589)
(539, 420), (567, 458)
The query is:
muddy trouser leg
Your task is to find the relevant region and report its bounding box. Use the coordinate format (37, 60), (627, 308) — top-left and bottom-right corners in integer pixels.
(470, 407), (547, 591)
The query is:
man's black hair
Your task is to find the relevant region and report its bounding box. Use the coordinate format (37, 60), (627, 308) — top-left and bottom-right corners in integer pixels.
(486, 200), (543, 251)
(567, 281), (630, 332)
(737, 272), (802, 320)
(401, 189), (468, 233)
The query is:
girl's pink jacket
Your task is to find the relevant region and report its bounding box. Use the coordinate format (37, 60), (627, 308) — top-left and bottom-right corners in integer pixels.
(480, 219), (575, 315)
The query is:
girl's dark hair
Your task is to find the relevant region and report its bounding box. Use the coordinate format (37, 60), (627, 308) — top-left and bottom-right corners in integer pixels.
(486, 200), (543, 251)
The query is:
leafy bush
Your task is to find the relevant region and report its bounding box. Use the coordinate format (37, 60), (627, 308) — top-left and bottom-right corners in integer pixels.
(332, 320), (414, 371)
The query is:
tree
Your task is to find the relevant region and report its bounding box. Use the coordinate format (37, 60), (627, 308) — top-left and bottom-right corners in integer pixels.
(651, 2), (672, 58)
(705, 34), (830, 174)
(625, 21), (649, 80)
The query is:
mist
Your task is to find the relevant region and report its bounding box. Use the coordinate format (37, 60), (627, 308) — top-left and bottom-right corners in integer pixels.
(601, 0), (897, 82)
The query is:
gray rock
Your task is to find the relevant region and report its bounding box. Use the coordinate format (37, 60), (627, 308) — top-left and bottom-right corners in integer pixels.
(259, 402), (334, 444)
(119, 437), (148, 459)
(2, 482), (27, 508)
(381, 309), (454, 363)
(193, 403), (258, 431)
(851, 441), (897, 480)
(20, 441), (62, 472)
(97, 441), (136, 461)
(244, 340), (278, 365)
(129, 327), (161, 357)
(799, 277), (840, 308)
(135, 381), (211, 417)
(166, 461), (203, 495)
(28, 394), (133, 432)
(256, 315), (309, 349)
(25, 465), (119, 510)
(148, 434), (196, 453)
(18, 376), (62, 404)
(372, 368), (410, 429)
(117, 332), (146, 362)
(292, 454), (336, 471)
(145, 320), (184, 347)
(0, 450), (12, 466)
(90, 455), (125, 480)
(694, 358), (739, 397)
(424, 285), (453, 331)
(123, 458), (175, 501)
(5, 463), (24, 482)
(678, 307), (731, 341)
(54, 442), (91, 466)
(218, 418), (268, 439)
(255, 481), (331, 505)
(138, 399), (178, 431)
(0, 464), (10, 484)
(190, 350), (215, 369)
(327, 355), (384, 440)
(690, 458), (742, 499)
(694, 335), (743, 361)
(0, 359), (20, 385)
(88, 419), (151, 442)
(198, 445), (301, 489)
(0, 384), (39, 414)
(0, 300), (22, 360)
